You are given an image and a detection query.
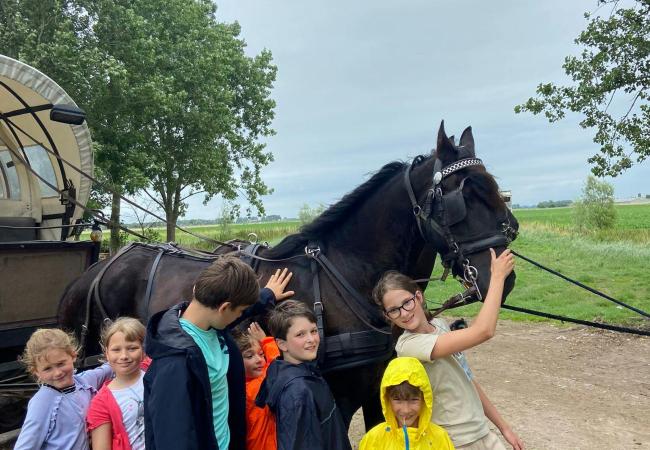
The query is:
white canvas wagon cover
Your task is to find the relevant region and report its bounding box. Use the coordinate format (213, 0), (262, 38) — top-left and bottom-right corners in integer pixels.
(0, 54), (93, 240)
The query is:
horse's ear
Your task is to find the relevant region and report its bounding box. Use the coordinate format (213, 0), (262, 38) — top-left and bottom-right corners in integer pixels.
(435, 120), (457, 163)
(459, 126), (475, 157)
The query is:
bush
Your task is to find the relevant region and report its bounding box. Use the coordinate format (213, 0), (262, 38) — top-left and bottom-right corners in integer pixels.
(298, 203), (326, 225)
(573, 176), (617, 230)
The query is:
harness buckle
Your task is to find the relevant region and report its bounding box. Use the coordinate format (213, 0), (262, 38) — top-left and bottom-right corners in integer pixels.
(305, 246), (321, 258)
(313, 301), (324, 312)
(412, 205), (422, 216)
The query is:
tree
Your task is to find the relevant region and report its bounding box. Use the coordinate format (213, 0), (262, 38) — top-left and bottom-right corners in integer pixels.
(90, 0), (277, 241)
(298, 203), (326, 225)
(515, 0), (650, 177)
(573, 176), (617, 230)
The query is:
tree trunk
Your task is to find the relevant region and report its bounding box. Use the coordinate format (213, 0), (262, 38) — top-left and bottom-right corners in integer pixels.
(164, 184), (182, 242)
(166, 213), (175, 242)
(110, 191), (121, 253)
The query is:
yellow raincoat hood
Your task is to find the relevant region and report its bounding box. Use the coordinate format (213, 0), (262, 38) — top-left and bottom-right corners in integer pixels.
(359, 357), (454, 450)
(381, 357), (434, 439)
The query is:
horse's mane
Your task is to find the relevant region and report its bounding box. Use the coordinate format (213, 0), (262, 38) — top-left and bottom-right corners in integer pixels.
(465, 168), (507, 210)
(263, 154), (504, 258)
(264, 159), (413, 258)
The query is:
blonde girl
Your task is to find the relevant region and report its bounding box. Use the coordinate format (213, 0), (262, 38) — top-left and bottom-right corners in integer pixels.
(374, 249), (524, 450)
(15, 328), (113, 450)
(86, 317), (150, 450)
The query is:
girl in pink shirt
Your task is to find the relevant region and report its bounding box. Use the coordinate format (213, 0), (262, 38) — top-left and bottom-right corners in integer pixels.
(87, 317), (150, 450)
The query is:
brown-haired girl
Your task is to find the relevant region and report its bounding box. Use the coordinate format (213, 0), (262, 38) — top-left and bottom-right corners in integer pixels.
(86, 317), (150, 450)
(374, 249), (524, 450)
(15, 328), (113, 450)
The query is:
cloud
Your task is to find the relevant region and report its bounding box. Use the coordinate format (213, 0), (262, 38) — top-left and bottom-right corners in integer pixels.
(179, 0), (649, 219)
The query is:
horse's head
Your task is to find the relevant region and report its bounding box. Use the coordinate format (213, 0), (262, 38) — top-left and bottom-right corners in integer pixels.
(406, 121), (519, 303)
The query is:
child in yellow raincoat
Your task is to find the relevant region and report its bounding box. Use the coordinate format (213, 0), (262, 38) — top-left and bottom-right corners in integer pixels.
(360, 357), (455, 450)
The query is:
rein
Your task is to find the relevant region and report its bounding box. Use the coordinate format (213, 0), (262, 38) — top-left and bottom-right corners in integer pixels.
(416, 249), (650, 337)
(506, 250), (650, 336)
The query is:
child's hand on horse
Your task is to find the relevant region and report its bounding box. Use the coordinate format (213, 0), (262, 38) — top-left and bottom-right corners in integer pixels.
(248, 322), (267, 342)
(265, 268), (295, 302)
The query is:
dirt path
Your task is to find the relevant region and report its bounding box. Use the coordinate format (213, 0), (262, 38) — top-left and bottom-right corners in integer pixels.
(348, 320), (650, 450)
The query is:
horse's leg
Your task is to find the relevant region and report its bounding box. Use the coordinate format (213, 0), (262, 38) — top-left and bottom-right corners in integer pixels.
(359, 361), (386, 430)
(335, 394), (360, 430)
(361, 386), (384, 430)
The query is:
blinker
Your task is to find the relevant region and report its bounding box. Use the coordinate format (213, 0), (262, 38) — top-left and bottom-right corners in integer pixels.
(441, 188), (466, 226)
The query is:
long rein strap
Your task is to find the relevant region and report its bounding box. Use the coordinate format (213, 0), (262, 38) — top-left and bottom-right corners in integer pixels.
(511, 250), (650, 319)
(501, 304), (650, 337)
(4, 117), (239, 248)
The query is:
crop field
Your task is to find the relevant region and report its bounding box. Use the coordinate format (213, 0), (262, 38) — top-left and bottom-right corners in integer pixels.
(171, 221), (301, 250)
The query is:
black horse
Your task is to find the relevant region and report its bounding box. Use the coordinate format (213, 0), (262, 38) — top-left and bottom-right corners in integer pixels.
(58, 122), (518, 430)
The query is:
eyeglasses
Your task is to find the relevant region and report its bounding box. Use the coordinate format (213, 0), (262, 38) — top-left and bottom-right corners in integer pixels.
(384, 294), (417, 319)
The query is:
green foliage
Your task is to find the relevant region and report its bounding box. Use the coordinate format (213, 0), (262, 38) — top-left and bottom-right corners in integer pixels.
(515, 0), (650, 177)
(100, 229), (130, 253)
(298, 203), (326, 225)
(573, 176), (617, 230)
(1, 0), (278, 244)
(537, 200), (573, 208)
(217, 202), (240, 237)
(137, 227), (162, 244)
(84, 0), (278, 241)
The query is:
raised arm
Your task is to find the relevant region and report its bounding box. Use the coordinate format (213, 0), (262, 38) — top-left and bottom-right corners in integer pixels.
(229, 268), (294, 329)
(430, 248), (514, 359)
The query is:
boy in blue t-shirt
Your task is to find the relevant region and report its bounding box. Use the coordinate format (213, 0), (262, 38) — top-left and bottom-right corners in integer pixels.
(144, 258), (293, 450)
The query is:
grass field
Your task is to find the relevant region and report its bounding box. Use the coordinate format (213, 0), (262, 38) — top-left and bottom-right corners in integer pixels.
(171, 221), (301, 250)
(99, 204), (650, 327)
(426, 204), (650, 327)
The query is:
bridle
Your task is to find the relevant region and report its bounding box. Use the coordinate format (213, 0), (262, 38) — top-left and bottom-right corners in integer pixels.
(404, 154), (518, 302)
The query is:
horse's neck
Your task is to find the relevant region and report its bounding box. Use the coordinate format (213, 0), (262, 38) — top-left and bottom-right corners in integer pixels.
(324, 175), (424, 277)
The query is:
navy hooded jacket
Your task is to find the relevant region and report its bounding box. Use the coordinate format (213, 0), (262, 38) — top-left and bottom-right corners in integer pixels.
(144, 289), (276, 450)
(256, 359), (352, 450)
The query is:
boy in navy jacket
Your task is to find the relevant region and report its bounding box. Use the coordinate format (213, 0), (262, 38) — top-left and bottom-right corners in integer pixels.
(144, 259), (293, 450)
(256, 300), (352, 450)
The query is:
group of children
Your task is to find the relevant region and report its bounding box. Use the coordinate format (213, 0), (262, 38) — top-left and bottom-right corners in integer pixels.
(15, 249), (524, 450)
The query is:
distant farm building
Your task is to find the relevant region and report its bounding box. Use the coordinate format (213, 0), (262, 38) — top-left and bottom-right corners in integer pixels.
(500, 190), (512, 209)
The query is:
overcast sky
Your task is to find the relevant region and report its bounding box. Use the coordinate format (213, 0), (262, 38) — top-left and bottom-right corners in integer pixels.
(180, 0), (648, 219)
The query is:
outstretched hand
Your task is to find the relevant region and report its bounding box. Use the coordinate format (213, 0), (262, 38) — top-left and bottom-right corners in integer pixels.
(264, 268), (295, 302)
(248, 322), (267, 342)
(489, 248), (515, 281)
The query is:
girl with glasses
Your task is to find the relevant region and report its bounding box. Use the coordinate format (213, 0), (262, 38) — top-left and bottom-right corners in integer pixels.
(373, 249), (524, 450)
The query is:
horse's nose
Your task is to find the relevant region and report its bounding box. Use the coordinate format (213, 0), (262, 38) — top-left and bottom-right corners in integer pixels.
(473, 246), (516, 303)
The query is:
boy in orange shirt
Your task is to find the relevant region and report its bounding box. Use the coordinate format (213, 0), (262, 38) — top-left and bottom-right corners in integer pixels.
(234, 321), (279, 450)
